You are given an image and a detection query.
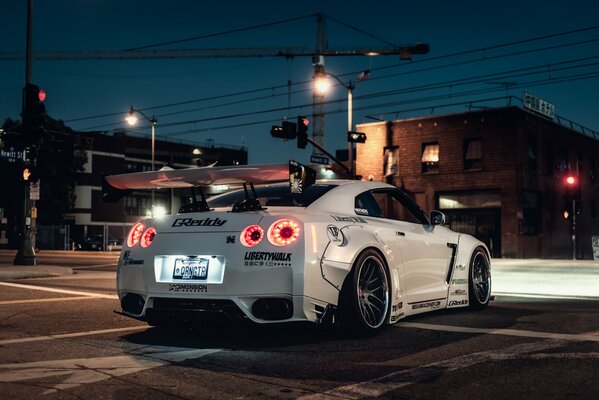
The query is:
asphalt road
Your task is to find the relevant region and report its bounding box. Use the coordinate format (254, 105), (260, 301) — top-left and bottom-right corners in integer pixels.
(0, 254), (598, 399)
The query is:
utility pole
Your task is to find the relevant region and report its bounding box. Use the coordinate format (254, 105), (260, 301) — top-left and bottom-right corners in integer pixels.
(14, 0), (37, 266)
(311, 13), (326, 156)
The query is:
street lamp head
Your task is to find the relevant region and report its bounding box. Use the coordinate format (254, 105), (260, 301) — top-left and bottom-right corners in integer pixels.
(314, 75), (331, 95)
(126, 107), (138, 126)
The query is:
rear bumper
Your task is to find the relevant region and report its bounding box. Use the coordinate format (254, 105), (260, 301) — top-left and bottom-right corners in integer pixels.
(118, 291), (331, 325)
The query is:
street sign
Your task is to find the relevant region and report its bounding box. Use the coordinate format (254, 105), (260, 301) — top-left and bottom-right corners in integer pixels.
(0, 147), (24, 163)
(310, 154), (330, 165)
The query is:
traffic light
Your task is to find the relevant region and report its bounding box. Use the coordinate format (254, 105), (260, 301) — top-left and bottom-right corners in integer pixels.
(563, 200), (572, 220)
(297, 116), (309, 149)
(270, 120), (297, 139)
(22, 167), (39, 182)
(21, 83), (46, 129)
(348, 131), (367, 143)
(563, 174), (581, 201)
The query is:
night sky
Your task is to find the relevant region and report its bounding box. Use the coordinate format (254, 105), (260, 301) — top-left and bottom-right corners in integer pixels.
(1, 0), (598, 165)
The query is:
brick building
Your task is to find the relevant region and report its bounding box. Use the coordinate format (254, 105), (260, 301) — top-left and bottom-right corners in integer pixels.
(356, 106), (599, 259)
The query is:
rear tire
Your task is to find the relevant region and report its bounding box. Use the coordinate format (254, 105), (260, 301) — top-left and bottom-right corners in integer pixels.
(339, 249), (391, 336)
(468, 247), (491, 310)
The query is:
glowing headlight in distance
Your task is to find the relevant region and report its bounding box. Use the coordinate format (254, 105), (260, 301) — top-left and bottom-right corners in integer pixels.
(268, 219), (300, 246)
(241, 225), (264, 247)
(140, 227), (157, 248)
(127, 223), (145, 247)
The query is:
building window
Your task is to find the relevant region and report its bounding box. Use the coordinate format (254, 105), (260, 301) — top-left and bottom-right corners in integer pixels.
(528, 139), (538, 172)
(463, 138), (482, 171)
(520, 190), (541, 236)
(545, 143), (554, 176)
(124, 195), (150, 216)
(421, 142), (439, 173)
(384, 146), (399, 177)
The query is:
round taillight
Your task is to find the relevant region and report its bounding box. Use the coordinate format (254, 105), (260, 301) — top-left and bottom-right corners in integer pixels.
(140, 227), (157, 248)
(268, 219), (300, 246)
(127, 223), (144, 247)
(241, 224), (264, 247)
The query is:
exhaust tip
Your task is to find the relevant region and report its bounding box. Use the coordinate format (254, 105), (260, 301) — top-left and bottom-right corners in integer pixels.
(251, 298), (293, 321)
(121, 293), (145, 315)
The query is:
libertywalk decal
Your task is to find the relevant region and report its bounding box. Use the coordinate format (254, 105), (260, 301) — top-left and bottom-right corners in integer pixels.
(331, 215), (367, 223)
(244, 252), (292, 267)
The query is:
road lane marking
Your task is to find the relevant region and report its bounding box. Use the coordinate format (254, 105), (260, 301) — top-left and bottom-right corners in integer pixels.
(70, 263), (117, 269)
(0, 281), (118, 299)
(398, 322), (599, 342)
(0, 296), (95, 305)
(0, 326), (147, 346)
(493, 291), (599, 300)
(299, 340), (564, 400)
(0, 345), (222, 395)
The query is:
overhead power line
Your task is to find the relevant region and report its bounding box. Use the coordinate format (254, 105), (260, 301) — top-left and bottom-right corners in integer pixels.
(124, 14), (318, 51)
(63, 29), (599, 124)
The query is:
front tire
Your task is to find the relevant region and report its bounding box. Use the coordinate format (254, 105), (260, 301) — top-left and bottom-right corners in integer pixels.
(339, 249), (391, 336)
(468, 247), (491, 310)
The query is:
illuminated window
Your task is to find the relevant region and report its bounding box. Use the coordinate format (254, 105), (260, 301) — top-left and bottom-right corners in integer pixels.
(421, 142), (439, 173)
(384, 146), (399, 177)
(463, 138), (482, 171)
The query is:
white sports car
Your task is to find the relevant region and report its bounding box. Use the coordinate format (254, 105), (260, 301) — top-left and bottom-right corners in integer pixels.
(105, 162), (491, 335)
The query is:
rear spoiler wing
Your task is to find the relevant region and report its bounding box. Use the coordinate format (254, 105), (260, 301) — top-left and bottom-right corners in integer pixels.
(102, 161), (315, 203)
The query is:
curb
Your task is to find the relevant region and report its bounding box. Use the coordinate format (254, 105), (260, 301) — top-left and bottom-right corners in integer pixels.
(0, 266), (74, 280)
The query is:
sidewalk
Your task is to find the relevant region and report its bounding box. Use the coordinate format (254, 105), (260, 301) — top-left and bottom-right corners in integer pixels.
(0, 249), (119, 280)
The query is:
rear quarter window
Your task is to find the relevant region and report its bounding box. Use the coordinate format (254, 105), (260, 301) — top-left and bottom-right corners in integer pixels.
(208, 184), (337, 208)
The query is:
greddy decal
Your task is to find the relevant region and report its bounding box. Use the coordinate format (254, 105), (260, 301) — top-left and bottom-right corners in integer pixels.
(411, 300), (441, 310)
(172, 217), (227, 227)
(448, 299), (469, 306)
(168, 283), (208, 293)
(331, 215), (367, 223)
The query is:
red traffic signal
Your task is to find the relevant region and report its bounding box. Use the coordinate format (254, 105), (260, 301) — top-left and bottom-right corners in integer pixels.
(297, 116), (309, 149)
(563, 174), (581, 201)
(38, 89), (46, 102)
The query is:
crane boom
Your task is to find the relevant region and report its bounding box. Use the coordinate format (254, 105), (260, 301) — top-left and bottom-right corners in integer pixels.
(0, 44), (429, 60)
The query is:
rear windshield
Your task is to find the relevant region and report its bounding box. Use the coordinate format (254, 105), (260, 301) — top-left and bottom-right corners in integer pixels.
(208, 184), (336, 208)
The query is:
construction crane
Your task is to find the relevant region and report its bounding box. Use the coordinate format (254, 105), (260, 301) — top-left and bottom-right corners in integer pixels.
(1, 13), (429, 160)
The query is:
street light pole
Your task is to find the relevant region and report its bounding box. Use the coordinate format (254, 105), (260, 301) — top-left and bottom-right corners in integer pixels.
(347, 82), (354, 178)
(126, 107), (157, 213)
(313, 71), (368, 179)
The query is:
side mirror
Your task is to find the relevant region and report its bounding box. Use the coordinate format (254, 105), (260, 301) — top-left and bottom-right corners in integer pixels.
(430, 210), (446, 226)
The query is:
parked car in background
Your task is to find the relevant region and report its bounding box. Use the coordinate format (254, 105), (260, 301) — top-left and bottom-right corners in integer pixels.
(78, 235), (123, 251)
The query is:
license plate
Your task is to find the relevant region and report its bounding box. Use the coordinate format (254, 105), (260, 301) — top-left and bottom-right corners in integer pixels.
(173, 258), (209, 280)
